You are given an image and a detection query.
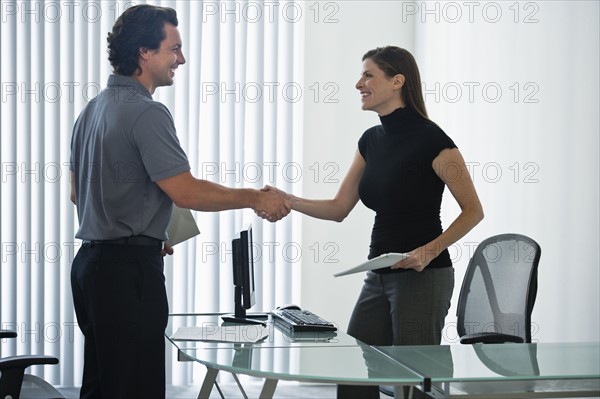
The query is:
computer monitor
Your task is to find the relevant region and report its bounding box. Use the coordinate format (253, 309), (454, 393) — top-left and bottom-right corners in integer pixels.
(236, 225), (255, 312)
(221, 224), (268, 325)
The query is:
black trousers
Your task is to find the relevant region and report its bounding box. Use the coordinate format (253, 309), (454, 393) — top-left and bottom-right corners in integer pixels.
(71, 241), (168, 399)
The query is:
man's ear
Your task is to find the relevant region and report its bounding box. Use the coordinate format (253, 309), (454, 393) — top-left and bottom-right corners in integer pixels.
(139, 47), (151, 62)
(394, 74), (406, 89)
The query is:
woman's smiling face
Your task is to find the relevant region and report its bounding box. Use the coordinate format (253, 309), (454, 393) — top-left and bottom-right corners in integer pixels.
(355, 58), (405, 116)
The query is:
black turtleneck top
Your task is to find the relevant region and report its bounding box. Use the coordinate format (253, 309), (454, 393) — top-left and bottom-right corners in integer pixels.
(358, 107), (457, 272)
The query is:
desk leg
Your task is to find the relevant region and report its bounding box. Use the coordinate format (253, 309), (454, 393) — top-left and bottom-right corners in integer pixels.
(231, 373), (249, 399)
(259, 378), (278, 399)
(391, 385), (416, 399)
(198, 367), (219, 399)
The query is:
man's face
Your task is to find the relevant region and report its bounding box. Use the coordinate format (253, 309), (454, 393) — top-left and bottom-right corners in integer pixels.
(143, 23), (186, 91)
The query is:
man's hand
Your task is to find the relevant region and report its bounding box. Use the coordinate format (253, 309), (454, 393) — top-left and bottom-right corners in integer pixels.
(261, 185), (292, 200)
(253, 188), (291, 222)
(162, 241), (174, 257)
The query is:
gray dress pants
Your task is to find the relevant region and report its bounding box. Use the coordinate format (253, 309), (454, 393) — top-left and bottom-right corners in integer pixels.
(337, 267), (454, 399)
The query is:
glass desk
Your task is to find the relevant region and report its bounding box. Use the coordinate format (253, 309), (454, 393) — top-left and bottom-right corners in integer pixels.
(166, 313), (426, 398)
(373, 342), (600, 398)
(166, 313), (358, 349)
(166, 315), (600, 399)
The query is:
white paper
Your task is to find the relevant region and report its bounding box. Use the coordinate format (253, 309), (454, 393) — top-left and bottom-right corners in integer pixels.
(166, 206), (200, 246)
(333, 253), (408, 277)
(170, 325), (269, 343)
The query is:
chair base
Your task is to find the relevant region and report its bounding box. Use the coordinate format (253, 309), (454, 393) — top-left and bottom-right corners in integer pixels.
(18, 375), (65, 399)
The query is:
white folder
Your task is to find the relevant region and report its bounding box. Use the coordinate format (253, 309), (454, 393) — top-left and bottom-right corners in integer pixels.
(333, 253), (408, 277)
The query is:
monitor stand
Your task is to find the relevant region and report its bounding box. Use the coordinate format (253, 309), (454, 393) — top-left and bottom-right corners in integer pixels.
(221, 314), (268, 326)
(221, 302), (269, 326)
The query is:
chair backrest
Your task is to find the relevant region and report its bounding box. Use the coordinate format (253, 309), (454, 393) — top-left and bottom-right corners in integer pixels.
(456, 234), (541, 343)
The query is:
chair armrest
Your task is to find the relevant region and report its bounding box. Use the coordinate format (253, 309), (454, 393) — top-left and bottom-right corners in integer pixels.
(0, 330), (18, 339)
(0, 355), (59, 399)
(0, 355), (59, 370)
(460, 332), (525, 344)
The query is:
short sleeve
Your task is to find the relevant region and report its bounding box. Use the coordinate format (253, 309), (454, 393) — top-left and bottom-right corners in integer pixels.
(424, 124), (457, 163)
(358, 126), (378, 160)
(133, 104), (190, 181)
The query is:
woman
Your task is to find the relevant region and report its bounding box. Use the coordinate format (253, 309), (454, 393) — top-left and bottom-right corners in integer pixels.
(264, 46), (484, 398)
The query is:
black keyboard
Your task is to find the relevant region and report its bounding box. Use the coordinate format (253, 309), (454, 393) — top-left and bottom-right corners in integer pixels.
(271, 308), (337, 332)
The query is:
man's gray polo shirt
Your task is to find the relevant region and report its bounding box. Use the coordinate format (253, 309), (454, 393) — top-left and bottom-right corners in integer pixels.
(70, 75), (190, 241)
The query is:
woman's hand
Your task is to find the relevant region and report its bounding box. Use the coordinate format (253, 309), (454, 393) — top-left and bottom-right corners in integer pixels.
(390, 245), (439, 272)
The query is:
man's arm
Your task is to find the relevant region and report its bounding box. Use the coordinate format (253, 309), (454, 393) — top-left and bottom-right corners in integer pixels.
(157, 171), (290, 222)
(70, 171), (76, 205)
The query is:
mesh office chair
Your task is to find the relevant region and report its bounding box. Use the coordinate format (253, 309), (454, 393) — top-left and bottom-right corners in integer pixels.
(456, 233), (541, 344)
(453, 233), (542, 398)
(383, 234), (541, 398)
(0, 329), (64, 399)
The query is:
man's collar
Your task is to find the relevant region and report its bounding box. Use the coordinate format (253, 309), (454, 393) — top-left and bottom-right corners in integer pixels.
(107, 75), (152, 99)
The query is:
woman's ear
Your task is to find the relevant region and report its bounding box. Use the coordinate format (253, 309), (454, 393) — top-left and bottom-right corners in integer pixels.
(394, 74), (406, 89)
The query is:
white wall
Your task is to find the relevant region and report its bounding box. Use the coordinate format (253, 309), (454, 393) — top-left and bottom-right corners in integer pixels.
(297, 1), (414, 333)
(301, 1), (599, 344)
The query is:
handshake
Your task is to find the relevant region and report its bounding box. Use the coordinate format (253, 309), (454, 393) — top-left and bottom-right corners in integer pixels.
(253, 185), (292, 223)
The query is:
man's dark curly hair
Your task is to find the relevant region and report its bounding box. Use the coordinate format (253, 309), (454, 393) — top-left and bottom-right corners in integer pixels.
(107, 5), (178, 76)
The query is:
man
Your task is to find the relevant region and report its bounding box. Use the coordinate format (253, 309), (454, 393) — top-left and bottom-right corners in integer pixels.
(69, 5), (289, 398)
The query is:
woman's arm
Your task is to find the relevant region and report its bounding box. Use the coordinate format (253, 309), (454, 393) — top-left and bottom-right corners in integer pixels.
(392, 147), (484, 272)
(266, 149), (366, 222)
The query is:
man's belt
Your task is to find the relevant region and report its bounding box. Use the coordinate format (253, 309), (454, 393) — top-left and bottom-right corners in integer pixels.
(82, 236), (162, 247)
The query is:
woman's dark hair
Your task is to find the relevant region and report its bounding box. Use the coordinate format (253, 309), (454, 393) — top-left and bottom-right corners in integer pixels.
(107, 5), (178, 76)
(363, 46), (429, 120)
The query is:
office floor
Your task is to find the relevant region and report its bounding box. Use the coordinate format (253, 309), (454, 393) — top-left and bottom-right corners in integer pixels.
(57, 385), (600, 399)
(58, 382), (339, 398)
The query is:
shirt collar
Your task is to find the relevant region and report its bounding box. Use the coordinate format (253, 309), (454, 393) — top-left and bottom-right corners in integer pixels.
(379, 106), (417, 134)
(107, 74), (152, 99)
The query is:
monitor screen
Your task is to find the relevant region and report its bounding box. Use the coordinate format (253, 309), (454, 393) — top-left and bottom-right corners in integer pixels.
(239, 224), (256, 310)
(222, 224), (266, 325)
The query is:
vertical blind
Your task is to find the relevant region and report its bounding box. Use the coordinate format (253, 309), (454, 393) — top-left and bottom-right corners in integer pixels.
(0, 0), (303, 387)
